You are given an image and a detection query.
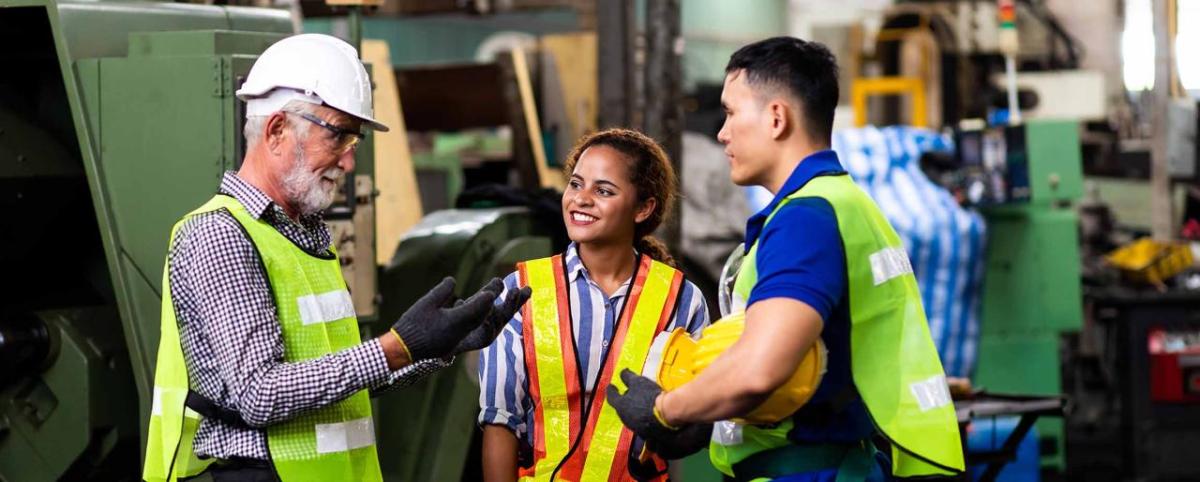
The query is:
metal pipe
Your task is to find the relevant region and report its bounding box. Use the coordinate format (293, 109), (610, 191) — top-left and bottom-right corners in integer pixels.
(644, 0), (683, 254)
(1150, 0), (1174, 239)
(1005, 55), (1021, 124)
(997, 0), (1021, 125)
(348, 6), (363, 57)
(598, 0), (635, 128)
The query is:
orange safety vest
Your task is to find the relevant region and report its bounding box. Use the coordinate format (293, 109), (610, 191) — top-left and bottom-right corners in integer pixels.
(517, 254), (684, 482)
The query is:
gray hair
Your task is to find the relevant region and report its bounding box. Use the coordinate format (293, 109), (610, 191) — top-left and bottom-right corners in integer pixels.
(243, 99), (319, 150)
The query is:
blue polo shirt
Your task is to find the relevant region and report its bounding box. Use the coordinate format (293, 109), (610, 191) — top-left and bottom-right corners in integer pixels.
(744, 150), (875, 444)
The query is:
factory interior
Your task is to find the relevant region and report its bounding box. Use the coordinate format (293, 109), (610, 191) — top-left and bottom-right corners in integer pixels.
(2, 0), (1199, 481)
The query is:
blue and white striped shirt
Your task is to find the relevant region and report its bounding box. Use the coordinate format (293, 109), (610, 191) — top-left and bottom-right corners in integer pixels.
(477, 243), (710, 442)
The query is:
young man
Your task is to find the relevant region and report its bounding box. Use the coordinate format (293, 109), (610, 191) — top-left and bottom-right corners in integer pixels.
(608, 37), (964, 481)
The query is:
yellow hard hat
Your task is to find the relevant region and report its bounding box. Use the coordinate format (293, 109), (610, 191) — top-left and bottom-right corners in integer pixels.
(645, 312), (826, 424)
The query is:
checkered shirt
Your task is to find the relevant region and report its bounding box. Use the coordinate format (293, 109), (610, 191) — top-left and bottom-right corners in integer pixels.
(170, 171), (448, 460)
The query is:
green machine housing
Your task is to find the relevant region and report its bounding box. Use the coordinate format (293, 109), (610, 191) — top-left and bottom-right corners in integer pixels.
(973, 120), (1085, 470)
(0, 1), (556, 480)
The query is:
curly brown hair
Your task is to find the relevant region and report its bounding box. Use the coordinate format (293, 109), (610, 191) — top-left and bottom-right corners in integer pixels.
(562, 128), (678, 266)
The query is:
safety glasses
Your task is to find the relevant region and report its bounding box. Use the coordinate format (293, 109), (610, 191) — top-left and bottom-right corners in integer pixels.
(286, 110), (364, 154)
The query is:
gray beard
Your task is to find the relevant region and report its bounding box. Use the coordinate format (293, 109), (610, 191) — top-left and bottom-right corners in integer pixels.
(281, 145), (342, 216)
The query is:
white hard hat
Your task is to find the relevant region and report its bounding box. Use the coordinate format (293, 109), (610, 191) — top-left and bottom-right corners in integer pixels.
(237, 34), (389, 132)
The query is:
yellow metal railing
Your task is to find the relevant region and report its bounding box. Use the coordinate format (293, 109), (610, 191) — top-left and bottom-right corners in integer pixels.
(850, 76), (927, 128)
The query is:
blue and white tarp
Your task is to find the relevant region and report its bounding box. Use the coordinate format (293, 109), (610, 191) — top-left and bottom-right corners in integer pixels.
(746, 126), (986, 377)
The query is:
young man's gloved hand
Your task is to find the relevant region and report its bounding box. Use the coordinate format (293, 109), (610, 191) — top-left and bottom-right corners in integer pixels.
(390, 277), (524, 361)
(608, 369), (711, 459)
(645, 422), (713, 460)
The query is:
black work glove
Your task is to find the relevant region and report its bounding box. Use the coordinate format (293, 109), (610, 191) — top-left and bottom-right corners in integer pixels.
(606, 369), (678, 443)
(451, 282), (532, 354)
(608, 370), (712, 460)
(645, 422), (713, 460)
(390, 277), (501, 361)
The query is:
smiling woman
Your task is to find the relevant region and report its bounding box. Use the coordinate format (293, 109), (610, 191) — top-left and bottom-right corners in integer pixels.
(561, 129), (678, 269)
(477, 128), (712, 482)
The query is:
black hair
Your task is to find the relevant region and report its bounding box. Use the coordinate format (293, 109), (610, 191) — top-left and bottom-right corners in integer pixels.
(726, 36), (839, 144)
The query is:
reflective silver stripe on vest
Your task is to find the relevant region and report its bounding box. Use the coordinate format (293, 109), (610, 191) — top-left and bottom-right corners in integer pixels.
(315, 417), (376, 454)
(868, 247), (913, 286)
(152, 387), (164, 416)
(297, 290), (355, 326)
(152, 387), (201, 419)
(711, 420), (744, 446)
(909, 375), (953, 412)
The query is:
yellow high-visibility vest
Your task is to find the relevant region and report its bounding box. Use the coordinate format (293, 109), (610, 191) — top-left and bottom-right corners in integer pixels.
(143, 194), (382, 482)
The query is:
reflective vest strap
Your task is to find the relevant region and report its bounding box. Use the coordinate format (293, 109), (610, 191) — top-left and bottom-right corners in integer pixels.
(582, 255), (654, 434)
(517, 262), (541, 461)
(579, 257), (682, 481)
(606, 266), (682, 482)
(558, 255), (652, 481)
(553, 256), (589, 481)
(520, 256), (581, 480)
(555, 255), (654, 482)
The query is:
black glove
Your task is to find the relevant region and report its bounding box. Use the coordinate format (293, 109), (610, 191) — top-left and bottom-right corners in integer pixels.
(645, 421), (713, 460)
(451, 283), (532, 354)
(390, 277), (500, 361)
(608, 370), (712, 460)
(606, 369), (678, 443)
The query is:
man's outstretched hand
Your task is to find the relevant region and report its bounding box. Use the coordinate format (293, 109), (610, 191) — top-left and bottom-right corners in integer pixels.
(452, 281), (531, 355)
(389, 277), (501, 361)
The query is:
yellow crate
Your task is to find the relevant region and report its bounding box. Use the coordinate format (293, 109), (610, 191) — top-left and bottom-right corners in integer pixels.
(1105, 237), (1196, 285)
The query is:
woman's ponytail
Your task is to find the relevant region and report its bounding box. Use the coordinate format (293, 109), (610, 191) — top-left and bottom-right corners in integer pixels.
(634, 235), (676, 267)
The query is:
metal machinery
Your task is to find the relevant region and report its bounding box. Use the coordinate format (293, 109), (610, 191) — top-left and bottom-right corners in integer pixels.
(875, 1), (1091, 129)
(1066, 289), (1200, 481)
(0, 1), (557, 480)
(865, 2), (1091, 472)
(946, 120), (1084, 471)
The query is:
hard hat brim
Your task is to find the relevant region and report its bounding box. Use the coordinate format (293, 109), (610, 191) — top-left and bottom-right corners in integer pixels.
(236, 85), (390, 132)
(356, 115), (390, 133)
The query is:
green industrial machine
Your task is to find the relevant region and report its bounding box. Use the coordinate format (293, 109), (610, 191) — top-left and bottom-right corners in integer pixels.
(973, 120), (1084, 470)
(1, 4), (291, 480)
(0, 1), (557, 480)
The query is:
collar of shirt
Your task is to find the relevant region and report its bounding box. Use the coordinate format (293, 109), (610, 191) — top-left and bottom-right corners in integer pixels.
(562, 242), (640, 299)
(743, 149), (846, 248)
(219, 171), (273, 220)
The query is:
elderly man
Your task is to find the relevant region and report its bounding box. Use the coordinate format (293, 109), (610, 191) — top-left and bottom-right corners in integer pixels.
(142, 34), (530, 482)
